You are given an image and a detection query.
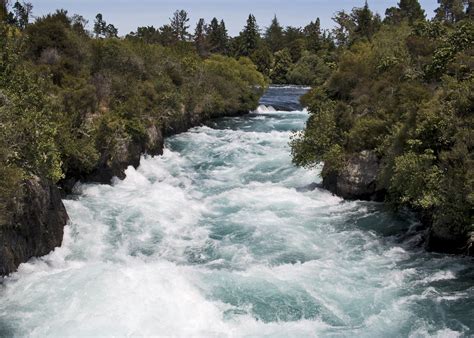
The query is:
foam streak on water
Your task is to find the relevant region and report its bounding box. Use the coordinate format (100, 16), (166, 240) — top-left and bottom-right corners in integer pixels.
(0, 87), (473, 337)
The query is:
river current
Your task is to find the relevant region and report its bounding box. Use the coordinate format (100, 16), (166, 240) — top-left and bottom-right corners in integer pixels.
(1, 86), (473, 337)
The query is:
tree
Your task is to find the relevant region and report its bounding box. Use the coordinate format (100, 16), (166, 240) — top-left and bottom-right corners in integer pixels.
(435, 0), (466, 23)
(265, 15), (284, 52)
(194, 18), (208, 56)
(240, 14), (260, 56)
(12, 1), (32, 29)
(385, 0), (425, 24)
(105, 23), (118, 38)
(159, 24), (175, 46)
(127, 26), (160, 44)
(250, 45), (273, 76)
(94, 13), (106, 37)
(93, 13), (117, 38)
(352, 1), (381, 41)
(170, 9), (190, 41)
(288, 38), (305, 62)
(71, 14), (88, 36)
(0, 0), (7, 22)
(467, 0), (474, 18)
(284, 26), (304, 46)
(207, 17), (220, 51)
(399, 0), (425, 22)
(271, 48), (292, 83)
(217, 20), (229, 53)
(332, 10), (355, 46)
(207, 18), (228, 54)
(304, 18), (322, 53)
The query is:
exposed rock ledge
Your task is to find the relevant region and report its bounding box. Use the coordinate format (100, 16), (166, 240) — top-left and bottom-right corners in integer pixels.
(322, 150), (473, 256)
(322, 150), (384, 201)
(0, 176), (68, 277)
(2, 108), (251, 277)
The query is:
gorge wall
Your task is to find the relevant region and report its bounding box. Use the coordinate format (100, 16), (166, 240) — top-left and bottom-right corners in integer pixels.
(322, 151), (473, 256)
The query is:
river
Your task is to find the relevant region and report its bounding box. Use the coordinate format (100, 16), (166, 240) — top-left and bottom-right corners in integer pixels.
(0, 86), (473, 337)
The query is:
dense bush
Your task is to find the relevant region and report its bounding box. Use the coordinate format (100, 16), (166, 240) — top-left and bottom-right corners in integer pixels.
(291, 2), (473, 243)
(0, 8), (266, 221)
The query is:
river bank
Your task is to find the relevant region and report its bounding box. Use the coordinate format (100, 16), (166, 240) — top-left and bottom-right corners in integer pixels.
(1, 86), (473, 336)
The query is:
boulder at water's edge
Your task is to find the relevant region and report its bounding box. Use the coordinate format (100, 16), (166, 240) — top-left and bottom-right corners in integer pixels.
(0, 176), (68, 277)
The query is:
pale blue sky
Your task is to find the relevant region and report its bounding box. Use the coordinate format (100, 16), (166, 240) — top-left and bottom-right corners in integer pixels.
(28, 0), (438, 36)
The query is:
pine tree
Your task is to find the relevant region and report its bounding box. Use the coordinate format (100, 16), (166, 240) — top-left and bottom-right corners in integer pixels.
(264, 15), (284, 52)
(170, 9), (190, 41)
(352, 1), (380, 41)
(304, 18), (322, 53)
(194, 18), (208, 56)
(385, 0), (425, 24)
(399, 0), (425, 22)
(240, 14), (260, 56)
(207, 18), (228, 53)
(217, 20), (229, 53)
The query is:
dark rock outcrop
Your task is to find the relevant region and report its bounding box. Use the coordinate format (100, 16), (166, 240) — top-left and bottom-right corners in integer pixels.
(86, 136), (143, 183)
(426, 221), (474, 256)
(0, 176), (68, 277)
(323, 151), (474, 257)
(466, 232), (474, 256)
(67, 108), (247, 189)
(60, 123), (164, 192)
(322, 150), (384, 201)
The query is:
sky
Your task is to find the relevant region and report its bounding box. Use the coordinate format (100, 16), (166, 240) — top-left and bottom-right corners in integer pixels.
(28, 0), (438, 36)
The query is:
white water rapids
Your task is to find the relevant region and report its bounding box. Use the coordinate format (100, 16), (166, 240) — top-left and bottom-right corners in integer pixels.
(0, 87), (473, 337)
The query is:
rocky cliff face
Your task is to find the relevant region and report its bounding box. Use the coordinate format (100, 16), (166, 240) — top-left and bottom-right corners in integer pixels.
(2, 108), (252, 277)
(322, 150), (473, 256)
(0, 177), (68, 277)
(322, 151), (384, 201)
(61, 123), (164, 192)
(67, 108), (247, 190)
(426, 219), (473, 256)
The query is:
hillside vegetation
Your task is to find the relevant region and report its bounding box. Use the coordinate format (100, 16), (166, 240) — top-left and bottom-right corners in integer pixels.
(291, 0), (473, 253)
(0, 4), (266, 222)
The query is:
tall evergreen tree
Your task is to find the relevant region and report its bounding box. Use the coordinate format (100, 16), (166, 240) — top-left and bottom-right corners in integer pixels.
(304, 18), (322, 53)
(284, 26), (304, 46)
(352, 1), (380, 41)
(170, 9), (190, 41)
(264, 15), (284, 52)
(207, 17), (228, 54)
(240, 14), (260, 56)
(194, 18), (208, 56)
(386, 0), (425, 24)
(399, 0), (425, 22)
(217, 20), (229, 53)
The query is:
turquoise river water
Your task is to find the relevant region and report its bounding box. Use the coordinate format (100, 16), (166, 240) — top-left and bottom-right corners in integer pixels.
(0, 86), (473, 337)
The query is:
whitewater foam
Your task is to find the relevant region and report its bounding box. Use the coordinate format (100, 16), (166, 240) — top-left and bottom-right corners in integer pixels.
(1, 88), (473, 337)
